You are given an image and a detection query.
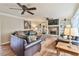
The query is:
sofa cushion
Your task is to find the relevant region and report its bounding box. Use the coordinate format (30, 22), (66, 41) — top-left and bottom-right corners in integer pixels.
(12, 31), (38, 44)
(72, 41), (79, 46)
(72, 36), (79, 46)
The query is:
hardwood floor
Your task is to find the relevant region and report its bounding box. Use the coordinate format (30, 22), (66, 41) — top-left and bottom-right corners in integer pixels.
(0, 44), (16, 56)
(0, 37), (73, 56)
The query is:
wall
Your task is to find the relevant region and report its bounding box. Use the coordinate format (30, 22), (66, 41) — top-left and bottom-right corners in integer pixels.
(1, 15), (24, 44)
(0, 18), (1, 45)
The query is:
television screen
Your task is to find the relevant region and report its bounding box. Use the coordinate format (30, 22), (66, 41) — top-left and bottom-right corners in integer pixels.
(48, 19), (59, 25)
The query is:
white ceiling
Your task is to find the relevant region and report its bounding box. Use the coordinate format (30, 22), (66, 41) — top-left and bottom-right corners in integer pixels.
(0, 3), (78, 19)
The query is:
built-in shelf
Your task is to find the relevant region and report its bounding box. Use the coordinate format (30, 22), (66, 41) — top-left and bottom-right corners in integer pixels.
(48, 18), (67, 36)
(48, 34), (58, 36)
(48, 19), (59, 36)
(48, 25), (59, 27)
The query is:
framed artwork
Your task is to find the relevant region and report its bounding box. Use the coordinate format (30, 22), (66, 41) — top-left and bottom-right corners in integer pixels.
(24, 20), (31, 29)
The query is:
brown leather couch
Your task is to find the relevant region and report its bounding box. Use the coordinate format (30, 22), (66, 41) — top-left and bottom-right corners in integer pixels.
(10, 31), (42, 56)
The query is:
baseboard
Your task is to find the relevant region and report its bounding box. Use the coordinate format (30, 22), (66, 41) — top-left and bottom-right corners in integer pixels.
(0, 41), (10, 46)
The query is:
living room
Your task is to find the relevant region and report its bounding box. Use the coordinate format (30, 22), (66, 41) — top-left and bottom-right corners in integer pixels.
(0, 3), (79, 56)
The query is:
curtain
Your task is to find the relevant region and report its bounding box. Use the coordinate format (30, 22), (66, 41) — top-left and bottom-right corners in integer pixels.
(71, 8), (79, 32)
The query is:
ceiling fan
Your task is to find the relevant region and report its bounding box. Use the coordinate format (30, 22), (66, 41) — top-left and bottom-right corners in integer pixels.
(10, 3), (36, 15)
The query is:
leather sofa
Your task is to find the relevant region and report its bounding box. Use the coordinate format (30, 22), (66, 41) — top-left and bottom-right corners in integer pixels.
(10, 31), (42, 56)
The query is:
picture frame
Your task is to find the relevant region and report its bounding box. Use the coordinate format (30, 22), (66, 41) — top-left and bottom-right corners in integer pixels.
(24, 20), (31, 29)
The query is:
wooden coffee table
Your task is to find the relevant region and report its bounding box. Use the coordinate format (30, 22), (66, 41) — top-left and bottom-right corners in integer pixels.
(56, 42), (79, 56)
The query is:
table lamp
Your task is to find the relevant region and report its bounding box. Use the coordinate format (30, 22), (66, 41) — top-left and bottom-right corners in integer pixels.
(64, 25), (79, 48)
(64, 25), (72, 48)
(71, 28), (79, 36)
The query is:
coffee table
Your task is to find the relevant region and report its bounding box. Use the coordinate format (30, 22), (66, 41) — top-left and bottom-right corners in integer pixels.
(56, 42), (79, 56)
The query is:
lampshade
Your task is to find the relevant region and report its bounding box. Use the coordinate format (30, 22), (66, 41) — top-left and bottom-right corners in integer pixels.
(64, 27), (79, 36)
(71, 28), (79, 36)
(66, 25), (71, 28)
(64, 27), (71, 35)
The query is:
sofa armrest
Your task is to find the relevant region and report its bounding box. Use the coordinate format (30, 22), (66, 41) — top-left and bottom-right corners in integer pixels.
(24, 39), (41, 56)
(25, 39), (42, 49)
(10, 35), (25, 56)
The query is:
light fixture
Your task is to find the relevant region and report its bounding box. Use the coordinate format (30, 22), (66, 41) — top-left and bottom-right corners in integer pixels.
(64, 25), (79, 48)
(64, 25), (72, 48)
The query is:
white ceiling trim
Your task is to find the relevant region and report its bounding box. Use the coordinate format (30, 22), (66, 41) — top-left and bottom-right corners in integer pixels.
(0, 12), (25, 20)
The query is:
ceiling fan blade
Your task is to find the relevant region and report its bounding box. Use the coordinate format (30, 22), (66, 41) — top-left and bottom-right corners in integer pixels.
(27, 7), (36, 10)
(17, 3), (22, 7)
(27, 11), (34, 15)
(10, 8), (22, 10)
(21, 10), (25, 15)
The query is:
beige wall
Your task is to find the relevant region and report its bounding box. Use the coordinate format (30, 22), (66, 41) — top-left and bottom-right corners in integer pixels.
(1, 15), (24, 44)
(0, 18), (1, 45)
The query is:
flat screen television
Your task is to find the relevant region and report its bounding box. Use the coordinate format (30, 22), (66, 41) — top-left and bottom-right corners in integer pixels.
(48, 19), (59, 25)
